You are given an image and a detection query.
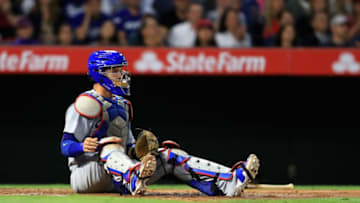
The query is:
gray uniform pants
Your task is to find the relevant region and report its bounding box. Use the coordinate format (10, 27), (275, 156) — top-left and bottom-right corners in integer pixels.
(70, 161), (115, 193)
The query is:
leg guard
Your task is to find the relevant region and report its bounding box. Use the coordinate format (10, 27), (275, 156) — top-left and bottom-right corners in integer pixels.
(100, 144), (156, 195)
(152, 148), (259, 196)
(166, 148), (230, 196)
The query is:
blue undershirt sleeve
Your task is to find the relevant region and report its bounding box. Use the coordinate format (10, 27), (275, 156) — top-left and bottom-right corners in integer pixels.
(61, 132), (84, 157)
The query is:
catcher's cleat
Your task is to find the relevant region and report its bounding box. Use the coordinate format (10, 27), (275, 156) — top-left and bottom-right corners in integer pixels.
(231, 154), (260, 196)
(133, 154), (157, 195)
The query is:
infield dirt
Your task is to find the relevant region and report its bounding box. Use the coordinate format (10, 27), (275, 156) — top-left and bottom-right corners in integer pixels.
(1, 188), (360, 201)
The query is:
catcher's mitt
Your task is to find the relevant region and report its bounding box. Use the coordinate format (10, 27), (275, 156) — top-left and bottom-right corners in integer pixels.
(135, 130), (159, 160)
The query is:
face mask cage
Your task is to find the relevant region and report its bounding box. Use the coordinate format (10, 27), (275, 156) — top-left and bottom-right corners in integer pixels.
(99, 64), (131, 90)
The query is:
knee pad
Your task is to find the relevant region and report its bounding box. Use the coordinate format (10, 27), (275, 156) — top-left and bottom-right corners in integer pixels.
(99, 137), (124, 161)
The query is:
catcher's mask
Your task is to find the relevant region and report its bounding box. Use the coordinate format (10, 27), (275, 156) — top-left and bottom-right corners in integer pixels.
(88, 50), (131, 96)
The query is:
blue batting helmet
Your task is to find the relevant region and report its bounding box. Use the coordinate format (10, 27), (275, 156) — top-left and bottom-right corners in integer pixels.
(88, 50), (130, 96)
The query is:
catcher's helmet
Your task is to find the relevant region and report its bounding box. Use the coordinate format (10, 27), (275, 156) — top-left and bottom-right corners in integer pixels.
(88, 50), (130, 96)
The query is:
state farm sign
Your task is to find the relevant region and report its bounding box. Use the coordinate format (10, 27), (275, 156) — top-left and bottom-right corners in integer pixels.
(0, 50), (69, 72)
(134, 51), (266, 74)
(290, 49), (360, 76)
(332, 52), (360, 74)
(0, 46), (359, 76)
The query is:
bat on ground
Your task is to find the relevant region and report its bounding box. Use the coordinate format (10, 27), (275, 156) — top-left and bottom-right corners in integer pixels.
(247, 183), (294, 189)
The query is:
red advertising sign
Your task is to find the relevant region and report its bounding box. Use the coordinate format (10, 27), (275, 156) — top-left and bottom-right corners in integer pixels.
(291, 49), (360, 76)
(127, 48), (289, 76)
(0, 46), (359, 76)
(0, 47), (93, 74)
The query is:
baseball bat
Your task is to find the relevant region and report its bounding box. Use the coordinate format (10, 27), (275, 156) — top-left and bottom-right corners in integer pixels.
(247, 183), (294, 189)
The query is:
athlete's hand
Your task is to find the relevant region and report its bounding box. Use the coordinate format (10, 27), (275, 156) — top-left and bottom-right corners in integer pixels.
(83, 137), (98, 153)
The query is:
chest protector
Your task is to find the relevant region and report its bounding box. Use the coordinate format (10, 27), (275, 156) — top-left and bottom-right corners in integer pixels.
(74, 90), (133, 148)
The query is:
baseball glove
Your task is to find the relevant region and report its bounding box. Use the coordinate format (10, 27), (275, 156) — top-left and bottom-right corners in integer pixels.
(135, 130), (159, 160)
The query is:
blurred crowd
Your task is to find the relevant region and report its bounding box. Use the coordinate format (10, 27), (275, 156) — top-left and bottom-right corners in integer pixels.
(1, 0), (360, 48)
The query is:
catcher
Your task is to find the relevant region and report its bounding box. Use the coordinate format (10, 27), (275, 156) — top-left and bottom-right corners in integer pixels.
(60, 50), (260, 196)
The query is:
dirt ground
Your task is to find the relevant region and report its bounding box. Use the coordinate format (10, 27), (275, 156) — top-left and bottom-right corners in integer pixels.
(1, 188), (360, 201)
